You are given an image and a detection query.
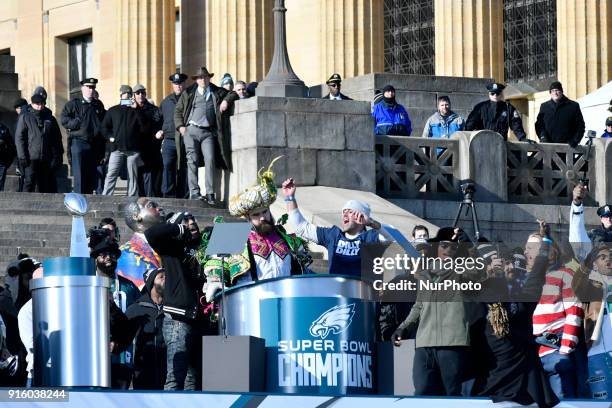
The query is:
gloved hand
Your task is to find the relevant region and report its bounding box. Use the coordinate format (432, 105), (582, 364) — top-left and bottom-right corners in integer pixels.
(18, 158), (29, 169)
(526, 139), (538, 145)
(569, 140), (579, 149)
(167, 211), (188, 225)
(203, 281), (223, 303)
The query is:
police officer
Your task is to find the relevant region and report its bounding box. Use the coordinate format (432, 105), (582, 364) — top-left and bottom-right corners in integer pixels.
(160, 71), (189, 198)
(589, 205), (612, 244)
(465, 83), (526, 141)
(60, 78), (106, 194)
(322, 73), (352, 100)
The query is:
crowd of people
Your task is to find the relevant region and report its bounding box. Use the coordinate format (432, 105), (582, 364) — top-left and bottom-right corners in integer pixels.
(1, 72), (610, 195)
(0, 70), (611, 404)
(0, 153), (608, 404)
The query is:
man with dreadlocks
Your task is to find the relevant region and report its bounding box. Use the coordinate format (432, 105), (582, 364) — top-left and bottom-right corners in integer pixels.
(199, 158), (311, 302)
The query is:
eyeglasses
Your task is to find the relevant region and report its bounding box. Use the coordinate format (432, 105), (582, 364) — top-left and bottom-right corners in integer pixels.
(135, 91), (146, 95)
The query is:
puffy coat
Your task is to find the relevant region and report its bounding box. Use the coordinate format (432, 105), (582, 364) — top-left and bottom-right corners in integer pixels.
(421, 111), (465, 138)
(15, 107), (63, 164)
(372, 101), (412, 136)
(535, 96), (585, 147)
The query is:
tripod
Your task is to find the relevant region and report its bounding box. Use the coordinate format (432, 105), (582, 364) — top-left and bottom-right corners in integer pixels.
(452, 194), (481, 241)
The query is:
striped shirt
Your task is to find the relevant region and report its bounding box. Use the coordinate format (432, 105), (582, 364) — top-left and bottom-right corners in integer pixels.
(533, 266), (584, 356)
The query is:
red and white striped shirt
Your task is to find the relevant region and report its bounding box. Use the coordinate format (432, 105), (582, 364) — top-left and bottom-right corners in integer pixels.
(533, 266), (584, 356)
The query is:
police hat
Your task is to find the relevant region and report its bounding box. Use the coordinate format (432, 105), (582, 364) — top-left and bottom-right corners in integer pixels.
(326, 73), (342, 85)
(80, 77), (98, 87)
(169, 71), (188, 84)
(486, 83), (505, 93)
(597, 204), (612, 217)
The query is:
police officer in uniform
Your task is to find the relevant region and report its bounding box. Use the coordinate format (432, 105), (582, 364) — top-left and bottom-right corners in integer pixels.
(465, 83), (526, 141)
(60, 77), (106, 194)
(160, 71), (189, 198)
(589, 204), (612, 244)
(321, 73), (352, 100)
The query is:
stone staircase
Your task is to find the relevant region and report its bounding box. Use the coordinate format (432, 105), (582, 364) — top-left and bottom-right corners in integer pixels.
(0, 192), (328, 278)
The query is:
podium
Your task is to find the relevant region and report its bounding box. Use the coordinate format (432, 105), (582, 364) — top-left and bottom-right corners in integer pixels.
(218, 275), (377, 394)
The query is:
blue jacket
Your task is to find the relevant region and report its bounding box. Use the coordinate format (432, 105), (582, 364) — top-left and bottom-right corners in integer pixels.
(601, 131), (612, 138)
(372, 101), (412, 136)
(421, 111), (465, 139)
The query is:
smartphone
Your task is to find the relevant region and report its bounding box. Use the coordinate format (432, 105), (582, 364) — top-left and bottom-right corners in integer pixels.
(120, 99), (132, 106)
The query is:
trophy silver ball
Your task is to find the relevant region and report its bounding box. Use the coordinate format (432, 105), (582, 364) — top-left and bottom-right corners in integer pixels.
(64, 193), (88, 217)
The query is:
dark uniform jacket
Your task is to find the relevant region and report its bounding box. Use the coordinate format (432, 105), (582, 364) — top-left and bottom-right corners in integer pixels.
(174, 83), (234, 171)
(535, 96), (585, 147)
(60, 98), (106, 163)
(125, 292), (166, 390)
(101, 104), (146, 153)
(15, 107), (63, 166)
(159, 93), (184, 170)
(466, 100), (526, 140)
(588, 225), (612, 244)
(322, 92), (352, 100)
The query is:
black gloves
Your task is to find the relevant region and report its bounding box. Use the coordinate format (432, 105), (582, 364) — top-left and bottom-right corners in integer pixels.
(526, 139), (538, 145)
(454, 229), (472, 243)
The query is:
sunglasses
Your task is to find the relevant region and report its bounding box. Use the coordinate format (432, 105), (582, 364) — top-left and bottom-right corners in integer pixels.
(85, 85), (96, 89)
(329, 83), (339, 88)
(489, 91), (500, 96)
(135, 90), (146, 95)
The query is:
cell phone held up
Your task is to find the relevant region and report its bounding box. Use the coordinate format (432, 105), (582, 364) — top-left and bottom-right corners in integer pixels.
(120, 98), (132, 106)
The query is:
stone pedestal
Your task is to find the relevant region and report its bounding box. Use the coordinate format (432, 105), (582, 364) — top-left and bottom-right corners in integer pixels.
(202, 335), (265, 392)
(455, 130), (508, 203)
(376, 340), (415, 396)
(229, 96), (375, 196)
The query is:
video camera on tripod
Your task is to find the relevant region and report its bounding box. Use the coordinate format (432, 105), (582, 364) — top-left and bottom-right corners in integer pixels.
(453, 181), (480, 241)
(578, 130), (597, 188)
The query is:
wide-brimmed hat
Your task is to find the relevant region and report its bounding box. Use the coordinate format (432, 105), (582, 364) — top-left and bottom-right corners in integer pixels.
(192, 66), (214, 79)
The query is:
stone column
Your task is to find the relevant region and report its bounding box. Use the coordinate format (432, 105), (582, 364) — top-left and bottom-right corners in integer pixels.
(434, 0), (504, 82)
(556, 0), (612, 99)
(205, 0), (273, 83)
(115, 0), (175, 103)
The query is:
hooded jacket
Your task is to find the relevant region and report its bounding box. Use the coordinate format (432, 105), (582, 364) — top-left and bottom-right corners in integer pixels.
(125, 291), (166, 389)
(15, 107), (63, 164)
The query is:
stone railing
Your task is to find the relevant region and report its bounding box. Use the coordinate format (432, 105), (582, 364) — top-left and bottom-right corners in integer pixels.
(376, 131), (611, 205)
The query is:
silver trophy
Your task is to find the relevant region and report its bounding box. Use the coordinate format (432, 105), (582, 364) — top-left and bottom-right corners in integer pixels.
(64, 193), (89, 257)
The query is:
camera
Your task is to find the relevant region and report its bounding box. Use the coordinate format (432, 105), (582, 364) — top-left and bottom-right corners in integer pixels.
(460, 182), (476, 200)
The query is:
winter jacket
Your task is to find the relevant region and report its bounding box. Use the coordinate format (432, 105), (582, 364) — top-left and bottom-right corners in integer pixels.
(395, 266), (485, 347)
(588, 225), (612, 244)
(372, 101), (412, 136)
(421, 111), (465, 139)
(535, 96), (585, 147)
(60, 97), (106, 143)
(160, 93), (181, 139)
(466, 100), (526, 141)
(15, 107), (63, 165)
(135, 101), (162, 167)
(125, 292), (166, 389)
(144, 223), (199, 322)
(100, 103), (147, 153)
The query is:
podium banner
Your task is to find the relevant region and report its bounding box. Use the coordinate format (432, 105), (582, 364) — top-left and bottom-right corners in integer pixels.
(260, 297), (376, 394)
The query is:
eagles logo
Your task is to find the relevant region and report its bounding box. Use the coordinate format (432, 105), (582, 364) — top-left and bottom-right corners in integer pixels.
(309, 304), (355, 339)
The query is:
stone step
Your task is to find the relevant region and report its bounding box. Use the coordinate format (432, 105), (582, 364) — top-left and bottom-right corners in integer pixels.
(0, 246), (69, 257)
(0, 90), (22, 112)
(0, 55), (15, 74)
(0, 231), (70, 241)
(0, 73), (18, 91)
